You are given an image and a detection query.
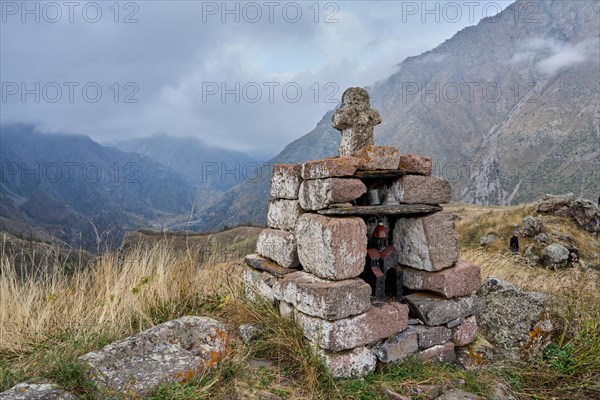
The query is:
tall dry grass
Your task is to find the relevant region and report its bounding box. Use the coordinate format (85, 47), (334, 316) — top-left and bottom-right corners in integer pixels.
(0, 241), (241, 364)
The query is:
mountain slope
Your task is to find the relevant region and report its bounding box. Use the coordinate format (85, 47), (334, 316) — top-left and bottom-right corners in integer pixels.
(0, 124), (197, 250)
(193, 0), (600, 231)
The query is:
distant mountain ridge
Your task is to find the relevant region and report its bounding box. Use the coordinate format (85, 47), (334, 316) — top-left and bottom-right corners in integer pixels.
(0, 125), (197, 250)
(192, 0), (600, 231)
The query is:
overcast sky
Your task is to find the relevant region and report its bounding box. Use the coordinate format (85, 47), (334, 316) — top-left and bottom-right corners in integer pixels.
(1, 0), (512, 158)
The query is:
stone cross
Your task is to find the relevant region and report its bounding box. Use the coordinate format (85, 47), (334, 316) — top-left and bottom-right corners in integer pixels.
(332, 87), (381, 157)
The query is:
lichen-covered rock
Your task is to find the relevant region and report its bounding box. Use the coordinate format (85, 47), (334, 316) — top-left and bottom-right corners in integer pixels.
(267, 199), (303, 231)
(270, 163), (302, 199)
(281, 271), (371, 320)
(0, 383), (76, 400)
(393, 212), (460, 271)
(372, 327), (418, 363)
(476, 277), (552, 358)
(295, 300), (409, 351)
(401, 260), (481, 298)
(319, 346), (377, 379)
(300, 157), (361, 179)
(391, 175), (452, 205)
(479, 234), (497, 247)
(243, 266), (282, 303)
(412, 325), (452, 349)
(298, 178), (366, 210)
(397, 154), (432, 175)
(540, 243), (570, 269)
(354, 145), (400, 170)
(452, 316), (478, 347)
(404, 293), (477, 326)
(256, 229), (299, 268)
(296, 214), (367, 280)
(237, 323), (264, 345)
(79, 316), (229, 399)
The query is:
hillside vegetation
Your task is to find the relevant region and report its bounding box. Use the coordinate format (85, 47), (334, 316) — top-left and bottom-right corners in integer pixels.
(1, 202), (599, 399)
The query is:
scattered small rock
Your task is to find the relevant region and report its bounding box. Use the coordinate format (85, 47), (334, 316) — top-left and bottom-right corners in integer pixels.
(435, 388), (482, 400)
(238, 323), (264, 345)
(0, 383), (76, 400)
(534, 232), (550, 244)
(479, 234), (497, 247)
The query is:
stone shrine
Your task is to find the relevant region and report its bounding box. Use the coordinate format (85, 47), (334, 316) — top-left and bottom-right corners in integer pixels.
(243, 87), (481, 379)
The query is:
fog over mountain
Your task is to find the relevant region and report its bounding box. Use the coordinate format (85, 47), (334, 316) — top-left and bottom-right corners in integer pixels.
(191, 0), (600, 231)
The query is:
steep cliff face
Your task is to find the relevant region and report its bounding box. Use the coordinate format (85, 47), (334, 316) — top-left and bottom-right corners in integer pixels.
(195, 0), (600, 231)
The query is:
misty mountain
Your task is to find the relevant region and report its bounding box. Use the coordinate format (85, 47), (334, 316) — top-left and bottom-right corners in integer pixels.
(0, 124), (197, 250)
(192, 0), (600, 231)
(113, 134), (259, 191)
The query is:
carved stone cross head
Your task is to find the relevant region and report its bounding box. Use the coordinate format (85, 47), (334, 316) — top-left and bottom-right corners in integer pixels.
(332, 87), (381, 157)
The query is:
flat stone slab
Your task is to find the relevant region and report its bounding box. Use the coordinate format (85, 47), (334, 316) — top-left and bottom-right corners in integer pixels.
(412, 325), (452, 349)
(281, 271), (371, 320)
(267, 199), (303, 231)
(299, 178), (366, 210)
(255, 229), (299, 268)
(401, 260), (481, 298)
(243, 266), (282, 303)
(295, 300), (409, 351)
(391, 175), (452, 205)
(270, 163), (302, 199)
(300, 157), (361, 179)
(0, 383), (76, 400)
(319, 346), (377, 379)
(416, 342), (456, 363)
(404, 293), (477, 326)
(397, 155), (432, 176)
(79, 317), (229, 398)
(355, 145), (400, 170)
(452, 315), (478, 347)
(244, 254), (298, 277)
(296, 214), (367, 280)
(372, 326), (418, 363)
(393, 212), (460, 271)
(317, 204), (442, 216)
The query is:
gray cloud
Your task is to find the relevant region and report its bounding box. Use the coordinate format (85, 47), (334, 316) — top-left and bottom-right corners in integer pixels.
(1, 0), (510, 156)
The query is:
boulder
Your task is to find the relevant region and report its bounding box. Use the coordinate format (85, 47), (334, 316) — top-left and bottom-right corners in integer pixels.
(540, 243), (570, 269)
(536, 194), (600, 235)
(267, 199), (303, 231)
(0, 383), (76, 400)
(522, 216), (542, 237)
(319, 347), (377, 379)
(401, 260), (481, 299)
(404, 293), (477, 326)
(372, 327), (419, 363)
(354, 145), (400, 170)
(397, 154), (432, 176)
(298, 178), (366, 210)
(391, 175), (452, 205)
(256, 229), (299, 268)
(270, 163), (302, 199)
(281, 271), (371, 320)
(535, 232), (550, 244)
(476, 277), (552, 357)
(300, 157), (361, 179)
(295, 300), (409, 351)
(79, 317), (229, 398)
(393, 212), (460, 271)
(296, 214), (367, 280)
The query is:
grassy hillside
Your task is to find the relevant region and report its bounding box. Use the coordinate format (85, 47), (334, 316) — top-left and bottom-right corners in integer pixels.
(1, 206), (598, 399)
